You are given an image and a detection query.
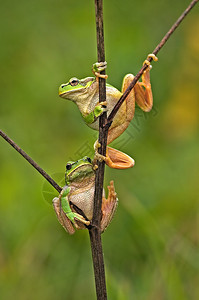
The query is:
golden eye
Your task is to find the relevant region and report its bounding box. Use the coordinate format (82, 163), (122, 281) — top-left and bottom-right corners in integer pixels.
(69, 78), (79, 86)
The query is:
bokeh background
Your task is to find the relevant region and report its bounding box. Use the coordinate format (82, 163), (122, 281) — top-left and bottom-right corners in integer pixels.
(0, 0), (199, 299)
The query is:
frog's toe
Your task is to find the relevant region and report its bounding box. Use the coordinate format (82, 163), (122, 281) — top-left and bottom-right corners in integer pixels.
(147, 53), (158, 62)
(100, 101), (107, 107)
(95, 152), (106, 162)
(143, 53), (158, 68)
(93, 142), (106, 165)
(94, 61), (107, 71)
(143, 60), (152, 67)
(92, 61), (108, 79)
(94, 140), (101, 150)
(94, 72), (108, 79)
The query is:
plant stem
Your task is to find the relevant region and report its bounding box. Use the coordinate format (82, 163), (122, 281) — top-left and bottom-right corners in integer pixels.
(88, 1), (108, 299)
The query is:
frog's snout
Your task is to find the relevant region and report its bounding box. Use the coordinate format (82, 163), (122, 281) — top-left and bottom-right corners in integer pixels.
(59, 84), (67, 95)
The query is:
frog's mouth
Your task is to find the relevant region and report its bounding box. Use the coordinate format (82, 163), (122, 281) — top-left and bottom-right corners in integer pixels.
(58, 84), (85, 97)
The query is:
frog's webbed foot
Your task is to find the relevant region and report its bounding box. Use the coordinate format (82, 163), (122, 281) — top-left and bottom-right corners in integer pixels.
(105, 146), (135, 169)
(101, 180), (118, 233)
(92, 61), (108, 79)
(93, 142), (135, 170)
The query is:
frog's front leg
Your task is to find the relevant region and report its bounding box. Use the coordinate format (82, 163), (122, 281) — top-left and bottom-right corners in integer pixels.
(100, 180), (118, 233)
(83, 101), (107, 124)
(83, 62), (108, 124)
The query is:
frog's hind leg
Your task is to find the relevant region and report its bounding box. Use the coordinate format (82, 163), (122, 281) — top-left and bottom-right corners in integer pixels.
(100, 180), (118, 233)
(107, 74), (135, 145)
(134, 54), (158, 112)
(121, 73), (136, 121)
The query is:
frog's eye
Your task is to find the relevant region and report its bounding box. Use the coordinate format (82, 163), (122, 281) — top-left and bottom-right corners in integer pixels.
(66, 163), (72, 170)
(69, 78), (79, 86)
(86, 157), (92, 163)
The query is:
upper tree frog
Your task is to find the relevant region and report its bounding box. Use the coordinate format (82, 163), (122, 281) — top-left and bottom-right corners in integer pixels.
(59, 55), (157, 169)
(59, 56), (157, 145)
(53, 156), (118, 234)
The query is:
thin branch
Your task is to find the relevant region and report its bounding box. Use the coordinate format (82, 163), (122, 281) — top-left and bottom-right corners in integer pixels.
(107, 0), (198, 126)
(92, 0), (107, 229)
(0, 129), (62, 193)
(88, 1), (108, 300)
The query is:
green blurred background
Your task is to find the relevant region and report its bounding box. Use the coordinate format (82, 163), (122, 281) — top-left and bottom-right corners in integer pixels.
(0, 0), (199, 299)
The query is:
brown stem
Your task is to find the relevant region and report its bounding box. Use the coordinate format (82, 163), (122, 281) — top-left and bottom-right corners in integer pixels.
(0, 129), (62, 193)
(88, 1), (108, 299)
(107, 0), (198, 126)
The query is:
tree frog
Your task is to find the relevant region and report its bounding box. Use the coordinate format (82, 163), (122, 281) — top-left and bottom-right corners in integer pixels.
(52, 156), (118, 234)
(59, 55), (157, 146)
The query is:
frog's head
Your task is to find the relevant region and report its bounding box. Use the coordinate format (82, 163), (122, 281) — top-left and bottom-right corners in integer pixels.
(65, 156), (94, 185)
(59, 77), (95, 101)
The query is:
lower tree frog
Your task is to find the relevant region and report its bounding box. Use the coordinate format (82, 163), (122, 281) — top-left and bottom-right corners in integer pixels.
(53, 156), (118, 234)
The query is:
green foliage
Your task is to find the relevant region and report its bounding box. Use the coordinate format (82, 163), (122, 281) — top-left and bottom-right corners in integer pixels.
(0, 0), (199, 299)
